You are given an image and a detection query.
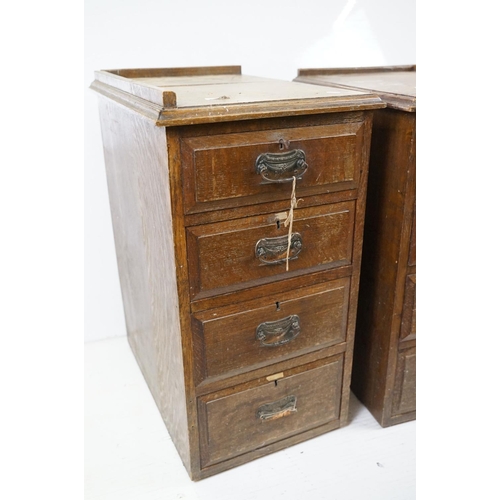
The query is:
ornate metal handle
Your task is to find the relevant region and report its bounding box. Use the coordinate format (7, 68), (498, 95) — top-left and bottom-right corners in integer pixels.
(257, 395), (297, 421)
(256, 315), (301, 347)
(255, 149), (308, 183)
(255, 233), (302, 265)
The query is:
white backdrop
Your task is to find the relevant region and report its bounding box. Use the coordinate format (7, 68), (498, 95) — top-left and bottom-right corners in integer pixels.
(84, 0), (416, 342)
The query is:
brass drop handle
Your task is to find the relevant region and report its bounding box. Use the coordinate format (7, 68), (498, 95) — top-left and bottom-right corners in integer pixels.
(256, 315), (301, 347)
(255, 233), (302, 265)
(257, 395), (297, 421)
(255, 149), (308, 183)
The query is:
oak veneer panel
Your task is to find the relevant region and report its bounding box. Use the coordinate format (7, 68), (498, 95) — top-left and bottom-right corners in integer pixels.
(192, 278), (350, 383)
(400, 274), (416, 342)
(391, 347), (416, 415)
(97, 98), (191, 469)
(198, 355), (343, 468)
(186, 201), (355, 299)
(181, 122), (362, 213)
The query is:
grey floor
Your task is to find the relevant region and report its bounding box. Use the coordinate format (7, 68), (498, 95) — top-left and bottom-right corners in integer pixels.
(85, 337), (416, 500)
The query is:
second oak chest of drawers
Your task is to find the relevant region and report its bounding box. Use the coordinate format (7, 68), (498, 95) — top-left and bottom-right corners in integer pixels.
(295, 65), (416, 427)
(92, 66), (384, 479)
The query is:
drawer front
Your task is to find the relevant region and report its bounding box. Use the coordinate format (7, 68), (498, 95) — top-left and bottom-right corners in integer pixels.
(198, 356), (343, 468)
(400, 274), (416, 342)
(192, 278), (350, 384)
(181, 122), (364, 213)
(186, 201), (355, 299)
(391, 346), (416, 416)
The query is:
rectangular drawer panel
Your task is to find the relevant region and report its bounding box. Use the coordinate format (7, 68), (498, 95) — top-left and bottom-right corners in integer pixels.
(192, 278), (350, 384)
(186, 201), (355, 299)
(391, 346), (416, 416)
(400, 274), (416, 342)
(198, 355), (343, 468)
(181, 122), (364, 213)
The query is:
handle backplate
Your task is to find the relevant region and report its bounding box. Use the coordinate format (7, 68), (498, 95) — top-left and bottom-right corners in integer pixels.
(255, 233), (302, 265)
(257, 395), (297, 421)
(255, 149), (308, 183)
(256, 314), (301, 347)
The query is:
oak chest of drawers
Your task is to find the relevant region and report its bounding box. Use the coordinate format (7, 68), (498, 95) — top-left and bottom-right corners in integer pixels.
(91, 66), (384, 479)
(295, 66), (416, 427)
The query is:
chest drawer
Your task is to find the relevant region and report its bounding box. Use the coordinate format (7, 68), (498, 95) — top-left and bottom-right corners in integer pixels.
(181, 121), (365, 214)
(400, 274), (416, 342)
(192, 278), (350, 384)
(187, 201), (355, 299)
(198, 355), (343, 468)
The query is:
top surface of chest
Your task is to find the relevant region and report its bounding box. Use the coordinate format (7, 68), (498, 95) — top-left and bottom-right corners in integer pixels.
(295, 66), (416, 112)
(91, 66), (384, 126)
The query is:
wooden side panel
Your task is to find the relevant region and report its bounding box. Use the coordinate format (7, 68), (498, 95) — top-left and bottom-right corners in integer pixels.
(391, 347), (416, 416)
(198, 355), (343, 468)
(186, 201), (355, 299)
(192, 279), (350, 383)
(351, 109), (416, 425)
(97, 98), (191, 470)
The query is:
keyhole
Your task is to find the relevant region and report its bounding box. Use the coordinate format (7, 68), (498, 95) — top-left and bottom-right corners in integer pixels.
(276, 301), (280, 311)
(276, 220), (280, 229)
(279, 139), (286, 150)
(274, 380), (278, 387)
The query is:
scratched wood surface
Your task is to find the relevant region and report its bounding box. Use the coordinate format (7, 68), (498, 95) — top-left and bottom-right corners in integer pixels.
(85, 337), (416, 500)
(96, 67), (373, 107)
(91, 66), (385, 126)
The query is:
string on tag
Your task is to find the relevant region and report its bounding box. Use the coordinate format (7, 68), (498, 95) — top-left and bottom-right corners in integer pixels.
(284, 176), (301, 271)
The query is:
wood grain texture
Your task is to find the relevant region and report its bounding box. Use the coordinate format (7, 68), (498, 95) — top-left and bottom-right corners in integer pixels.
(192, 278), (350, 384)
(400, 274), (416, 342)
(198, 355), (343, 468)
(180, 121), (362, 214)
(186, 202), (355, 299)
(391, 346), (416, 416)
(294, 67), (417, 428)
(353, 109), (416, 427)
(337, 111), (373, 427)
(96, 98), (191, 470)
(93, 68), (378, 479)
(91, 69), (385, 127)
(190, 264), (353, 313)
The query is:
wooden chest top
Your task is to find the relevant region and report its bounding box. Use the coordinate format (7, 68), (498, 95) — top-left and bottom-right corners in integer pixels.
(91, 66), (384, 126)
(295, 66), (416, 112)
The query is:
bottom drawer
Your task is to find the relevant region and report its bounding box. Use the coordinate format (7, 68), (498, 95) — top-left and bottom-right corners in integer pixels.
(198, 355), (344, 468)
(391, 346), (416, 416)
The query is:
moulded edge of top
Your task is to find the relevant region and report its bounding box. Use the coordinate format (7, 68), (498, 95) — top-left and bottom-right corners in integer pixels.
(90, 66), (386, 127)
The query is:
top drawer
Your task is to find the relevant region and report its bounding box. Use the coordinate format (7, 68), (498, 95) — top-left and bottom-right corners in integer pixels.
(180, 119), (367, 214)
